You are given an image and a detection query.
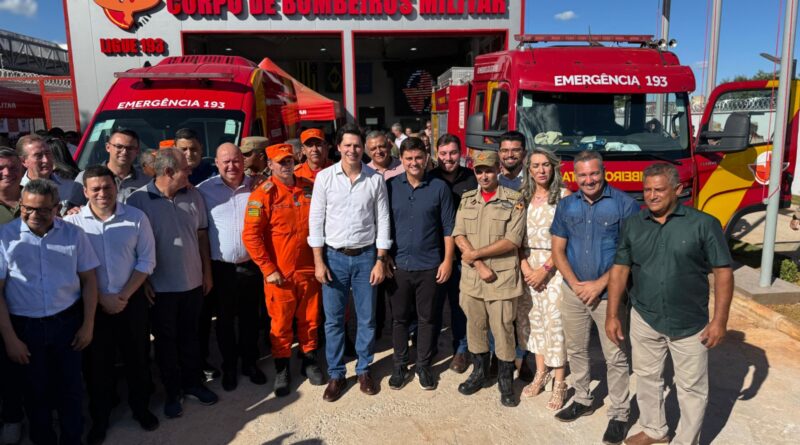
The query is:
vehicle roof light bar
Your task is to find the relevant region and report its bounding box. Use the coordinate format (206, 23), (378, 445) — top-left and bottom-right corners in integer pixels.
(114, 72), (235, 80)
(515, 34), (655, 45)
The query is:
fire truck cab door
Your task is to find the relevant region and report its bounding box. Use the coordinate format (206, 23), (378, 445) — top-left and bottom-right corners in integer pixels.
(693, 80), (790, 229)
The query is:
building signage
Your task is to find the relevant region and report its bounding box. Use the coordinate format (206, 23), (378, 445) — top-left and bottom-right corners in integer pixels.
(100, 38), (168, 55)
(164, 0), (508, 18)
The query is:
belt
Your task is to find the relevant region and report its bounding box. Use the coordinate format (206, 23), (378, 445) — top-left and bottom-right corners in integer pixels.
(329, 244), (374, 256)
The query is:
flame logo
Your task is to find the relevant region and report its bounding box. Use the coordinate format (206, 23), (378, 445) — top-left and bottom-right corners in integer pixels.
(95, 0), (161, 31)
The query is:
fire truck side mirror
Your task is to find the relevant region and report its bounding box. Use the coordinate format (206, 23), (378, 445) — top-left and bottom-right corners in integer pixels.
(696, 112), (750, 153)
(466, 112), (502, 151)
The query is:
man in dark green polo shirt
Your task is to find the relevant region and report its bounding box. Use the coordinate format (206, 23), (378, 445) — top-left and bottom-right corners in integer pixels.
(606, 163), (733, 445)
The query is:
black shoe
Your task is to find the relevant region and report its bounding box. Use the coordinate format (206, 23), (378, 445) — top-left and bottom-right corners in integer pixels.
(497, 360), (518, 407)
(518, 356), (534, 383)
(602, 419), (629, 445)
(555, 402), (595, 422)
(203, 362), (221, 380)
(300, 350), (326, 386)
(87, 422), (107, 445)
(222, 372), (238, 391)
(417, 366), (436, 391)
(242, 364), (267, 385)
(458, 352), (490, 395)
(184, 385), (219, 405)
(388, 365), (411, 390)
(164, 397), (183, 419)
(132, 410), (159, 432)
(274, 358), (291, 397)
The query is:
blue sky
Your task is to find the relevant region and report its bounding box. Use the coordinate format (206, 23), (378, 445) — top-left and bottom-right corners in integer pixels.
(0, 0), (795, 97)
(525, 1), (795, 97)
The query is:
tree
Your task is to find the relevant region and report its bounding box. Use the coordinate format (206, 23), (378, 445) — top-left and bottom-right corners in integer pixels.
(721, 70), (778, 83)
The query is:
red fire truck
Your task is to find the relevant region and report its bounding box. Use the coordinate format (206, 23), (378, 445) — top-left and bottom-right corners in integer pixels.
(75, 55), (298, 168)
(459, 34), (794, 233)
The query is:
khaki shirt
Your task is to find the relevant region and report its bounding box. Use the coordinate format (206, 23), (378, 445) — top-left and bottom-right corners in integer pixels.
(452, 185), (525, 301)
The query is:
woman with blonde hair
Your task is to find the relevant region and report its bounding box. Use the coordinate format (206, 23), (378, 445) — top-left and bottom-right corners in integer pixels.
(517, 146), (571, 410)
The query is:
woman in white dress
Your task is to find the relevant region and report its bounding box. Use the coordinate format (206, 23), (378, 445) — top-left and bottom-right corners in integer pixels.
(516, 147), (570, 410)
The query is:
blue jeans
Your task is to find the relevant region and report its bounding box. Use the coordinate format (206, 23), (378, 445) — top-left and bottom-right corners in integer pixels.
(435, 262), (468, 354)
(322, 247), (377, 379)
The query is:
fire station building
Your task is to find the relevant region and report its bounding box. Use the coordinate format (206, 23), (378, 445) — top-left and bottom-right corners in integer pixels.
(64, 0), (523, 130)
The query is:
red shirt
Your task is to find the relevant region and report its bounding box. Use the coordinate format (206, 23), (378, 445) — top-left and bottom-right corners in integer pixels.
(481, 190), (497, 202)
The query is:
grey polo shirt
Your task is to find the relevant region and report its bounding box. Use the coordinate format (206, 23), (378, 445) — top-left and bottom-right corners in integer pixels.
(125, 181), (208, 293)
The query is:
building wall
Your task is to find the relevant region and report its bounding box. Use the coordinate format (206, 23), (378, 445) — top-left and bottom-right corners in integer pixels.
(65, 0), (522, 129)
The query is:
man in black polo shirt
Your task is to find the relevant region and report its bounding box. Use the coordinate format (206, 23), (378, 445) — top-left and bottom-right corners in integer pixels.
(606, 163), (733, 445)
(429, 133), (475, 373)
(386, 136), (454, 390)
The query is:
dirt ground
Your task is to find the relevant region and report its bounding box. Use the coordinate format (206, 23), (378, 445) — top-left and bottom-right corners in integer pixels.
(60, 301), (799, 445)
(769, 303), (800, 324)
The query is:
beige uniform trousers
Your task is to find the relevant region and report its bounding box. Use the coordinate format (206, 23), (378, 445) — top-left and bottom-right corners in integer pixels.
(630, 308), (708, 445)
(561, 283), (631, 421)
(460, 294), (518, 362)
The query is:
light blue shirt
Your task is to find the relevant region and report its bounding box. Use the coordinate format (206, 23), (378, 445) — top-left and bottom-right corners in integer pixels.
(65, 203), (156, 295)
(0, 218), (100, 317)
(197, 175), (252, 264)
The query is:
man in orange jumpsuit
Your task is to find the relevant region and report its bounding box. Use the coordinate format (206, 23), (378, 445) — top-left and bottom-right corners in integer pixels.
(242, 143), (325, 397)
(294, 128), (333, 182)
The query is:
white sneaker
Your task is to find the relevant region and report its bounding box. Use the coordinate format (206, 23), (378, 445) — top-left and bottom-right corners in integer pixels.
(1, 422), (22, 445)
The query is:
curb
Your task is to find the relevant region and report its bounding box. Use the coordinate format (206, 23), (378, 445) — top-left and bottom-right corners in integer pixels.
(731, 292), (800, 342)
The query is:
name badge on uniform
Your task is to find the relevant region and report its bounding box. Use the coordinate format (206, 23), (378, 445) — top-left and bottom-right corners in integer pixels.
(500, 201), (513, 209)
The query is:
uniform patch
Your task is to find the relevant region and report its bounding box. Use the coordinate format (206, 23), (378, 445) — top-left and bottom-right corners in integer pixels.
(261, 181), (274, 192)
(247, 200), (262, 208)
(247, 208), (260, 217)
(303, 186), (312, 198)
(500, 201), (513, 209)
(514, 201), (525, 210)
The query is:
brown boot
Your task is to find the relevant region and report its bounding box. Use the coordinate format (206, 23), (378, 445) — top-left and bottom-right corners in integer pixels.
(449, 352), (469, 373)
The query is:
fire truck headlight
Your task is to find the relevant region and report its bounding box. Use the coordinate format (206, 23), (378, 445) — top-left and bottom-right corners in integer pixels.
(668, 39), (678, 48)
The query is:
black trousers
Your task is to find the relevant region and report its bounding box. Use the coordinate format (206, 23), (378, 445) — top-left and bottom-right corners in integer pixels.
(84, 288), (151, 424)
(152, 287), (203, 399)
(201, 260), (262, 372)
(0, 343), (24, 424)
(387, 268), (440, 368)
(10, 302), (84, 445)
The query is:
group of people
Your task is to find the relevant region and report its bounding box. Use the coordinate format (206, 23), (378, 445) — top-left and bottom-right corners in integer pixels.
(0, 121), (735, 445)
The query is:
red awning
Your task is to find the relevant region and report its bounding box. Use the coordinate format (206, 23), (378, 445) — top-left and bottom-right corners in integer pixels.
(258, 59), (343, 123)
(0, 86), (45, 119)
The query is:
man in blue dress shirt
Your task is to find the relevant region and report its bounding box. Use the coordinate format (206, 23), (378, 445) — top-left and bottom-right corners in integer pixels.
(550, 150), (639, 445)
(0, 179), (100, 445)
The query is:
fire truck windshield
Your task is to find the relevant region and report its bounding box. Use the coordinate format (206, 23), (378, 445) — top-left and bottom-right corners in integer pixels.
(77, 109), (246, 169)
(516, 91), (690, 158)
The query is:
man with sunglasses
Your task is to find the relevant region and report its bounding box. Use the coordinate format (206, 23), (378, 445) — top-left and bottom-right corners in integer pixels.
(16, 135), (85, 214)
(243, 143), (324, 397)
(0, 179), (99, 445)
(294, 129), (332, 182)
(75, 129), (150, 203)
(239, 136), (270, 181)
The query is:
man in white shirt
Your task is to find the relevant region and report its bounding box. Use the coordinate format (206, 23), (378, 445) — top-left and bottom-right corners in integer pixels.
(391, 122), (407, 151)
(197, 143), (266, 392)
(308, 124), (392, 402)
(16, 134), (85, 213)
(65, 165), (158, 442)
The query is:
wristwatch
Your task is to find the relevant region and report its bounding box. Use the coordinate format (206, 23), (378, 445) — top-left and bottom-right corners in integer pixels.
(376, 255), (387, 263)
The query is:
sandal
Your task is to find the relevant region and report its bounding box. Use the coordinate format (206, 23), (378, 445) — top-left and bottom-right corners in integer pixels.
(521, 369), (551, 398)
(547, 381), (568, 411)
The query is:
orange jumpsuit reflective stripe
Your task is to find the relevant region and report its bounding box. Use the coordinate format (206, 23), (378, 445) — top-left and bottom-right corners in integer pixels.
(242, 176), (319, 358)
